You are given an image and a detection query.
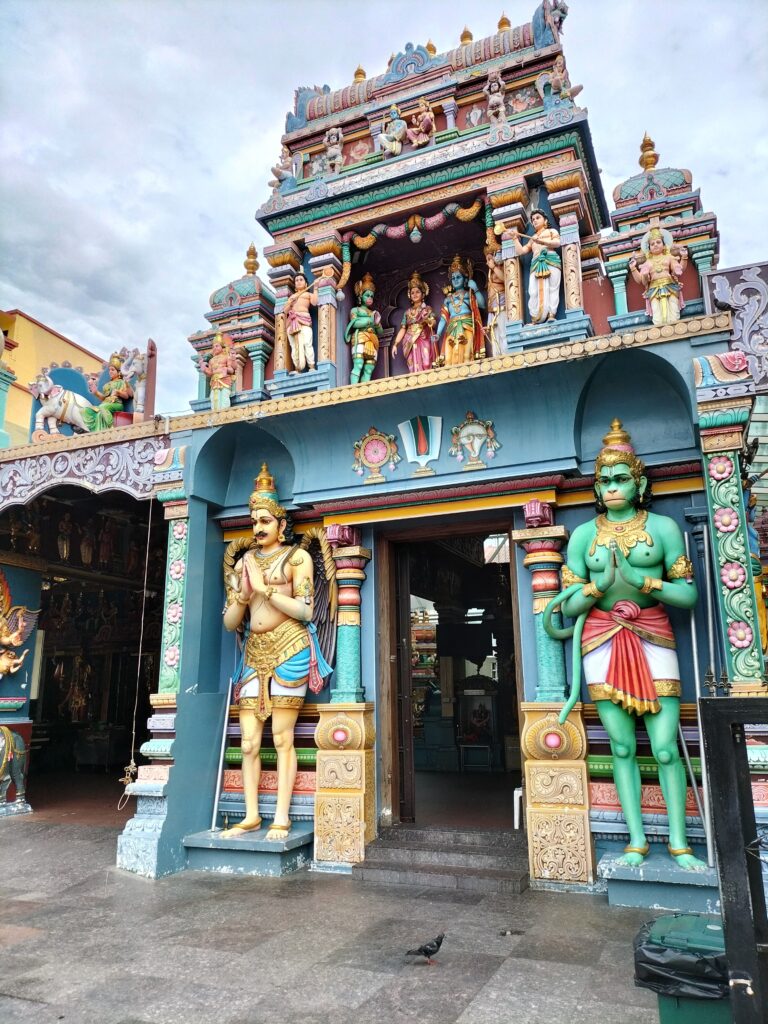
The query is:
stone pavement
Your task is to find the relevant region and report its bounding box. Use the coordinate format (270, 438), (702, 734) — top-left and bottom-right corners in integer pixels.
(0, 817), (660, 1024)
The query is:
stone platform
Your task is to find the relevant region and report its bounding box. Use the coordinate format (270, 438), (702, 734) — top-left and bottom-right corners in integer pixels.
(598, 845), (720, 913)
(183, 819), (313, 876)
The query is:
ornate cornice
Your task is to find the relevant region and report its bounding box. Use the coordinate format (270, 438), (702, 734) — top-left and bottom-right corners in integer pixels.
(0, 436), (169, 509)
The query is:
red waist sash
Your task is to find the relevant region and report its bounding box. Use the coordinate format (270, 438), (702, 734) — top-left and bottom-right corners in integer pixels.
(582, 601), (676, 712)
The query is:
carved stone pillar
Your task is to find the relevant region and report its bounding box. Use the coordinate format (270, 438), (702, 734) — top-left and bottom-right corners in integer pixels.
(547, 188), (585, 313)
(699, 402), (765, 690)
(307, 234), (343, 367)
(118, 445), (188, 877)
(264, 242), (302, 373)
(521, 702), (595, 884)
(243, 341), (271, 396)
(314, 702), (376, 863)
(605, 259), (630, 317)
(488, 181), (529, 342)
(512, 535), (569, 703)
(326, 524), (370, 704)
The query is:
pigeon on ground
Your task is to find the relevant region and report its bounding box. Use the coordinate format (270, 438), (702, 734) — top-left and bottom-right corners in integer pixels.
(406, 932), (445, 966)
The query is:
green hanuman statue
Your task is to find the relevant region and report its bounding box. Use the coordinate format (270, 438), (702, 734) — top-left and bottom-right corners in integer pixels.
(545, 419), (706, 870)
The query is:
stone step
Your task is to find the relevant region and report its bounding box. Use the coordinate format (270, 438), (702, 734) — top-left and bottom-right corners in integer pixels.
(363, 838), (528, 871)
(183, 821), (313, 877)
(353, 859), (529, 895)
(378, 825), (523, 849)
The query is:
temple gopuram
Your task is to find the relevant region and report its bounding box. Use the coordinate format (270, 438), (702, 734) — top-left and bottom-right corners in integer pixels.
(1, 4), (767, 975)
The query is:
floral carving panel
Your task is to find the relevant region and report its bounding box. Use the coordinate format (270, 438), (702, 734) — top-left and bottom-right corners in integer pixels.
(0, 437), (169, 509)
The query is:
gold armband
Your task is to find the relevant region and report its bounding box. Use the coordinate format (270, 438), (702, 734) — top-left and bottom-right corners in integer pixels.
(640, 576), (663, 594)
(562, 566), (587, 588)
(264, 586), (276, 602)
(235, 594), (249, 606)
(667, 555), (694, 581)
(582, 581), (604, 599)
(294, 578), (314, 599)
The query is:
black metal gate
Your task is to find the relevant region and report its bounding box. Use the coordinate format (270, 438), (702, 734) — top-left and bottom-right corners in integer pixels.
(699, 696), (768, 1024)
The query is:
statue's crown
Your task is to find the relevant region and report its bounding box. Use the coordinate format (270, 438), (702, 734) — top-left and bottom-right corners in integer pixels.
(248, 462), (286, 519)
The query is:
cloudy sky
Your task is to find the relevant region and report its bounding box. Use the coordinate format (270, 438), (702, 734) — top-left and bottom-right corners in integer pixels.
(2, 0), (766, 414)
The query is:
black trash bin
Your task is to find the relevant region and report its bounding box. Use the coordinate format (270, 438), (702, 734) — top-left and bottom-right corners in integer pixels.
(634, 913), (732, 1023)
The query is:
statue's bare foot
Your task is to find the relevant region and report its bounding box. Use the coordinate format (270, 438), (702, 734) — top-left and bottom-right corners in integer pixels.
(668, 846), (707, 871)
(618, 842), (649, 867)
(265, 821), (292, 841)
(220, 816), (262, 838)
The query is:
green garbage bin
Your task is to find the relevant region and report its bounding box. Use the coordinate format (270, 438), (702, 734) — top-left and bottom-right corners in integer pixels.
(634, 914), (732, 1024)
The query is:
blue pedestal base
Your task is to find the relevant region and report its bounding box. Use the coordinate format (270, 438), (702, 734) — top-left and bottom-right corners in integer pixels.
(509, 310), (593, 350)
(598, 846), (720, 913)
(183, 820), (314, 876)
(266, 361), (337, 398)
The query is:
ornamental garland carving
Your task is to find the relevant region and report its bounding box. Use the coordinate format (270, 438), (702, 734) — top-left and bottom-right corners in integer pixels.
(705, 453), (763, 680)
(159, 517), (188, 694)
(0, 437), (168, 509)
(529, 810), (589, 882)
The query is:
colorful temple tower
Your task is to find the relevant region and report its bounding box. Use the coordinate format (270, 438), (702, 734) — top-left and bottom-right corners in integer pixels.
(0, 7), (766, 954)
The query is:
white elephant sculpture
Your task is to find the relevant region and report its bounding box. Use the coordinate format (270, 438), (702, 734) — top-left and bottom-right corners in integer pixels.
(29, 372), (96, 435)
(120, 348), (147, 413)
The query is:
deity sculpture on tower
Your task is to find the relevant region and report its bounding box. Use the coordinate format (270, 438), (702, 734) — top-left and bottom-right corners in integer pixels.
(406, 97), (436, 148)
(283, 272), (319, 373)
(84, 354), (133, 430)
(510, 209), (562, 323)
(323, 125), (345, 175)
(379, 104), (408, 157)
(198, 333), (238, 411)
(435, 255), (486, 366)
(221, 464), (336, 840)
(483, 68), (507, 127)
(629, 227), (687, 327)
(392, 271), (436, 373)
(544, 420), (705, 871)
(345, 272), (383, 384)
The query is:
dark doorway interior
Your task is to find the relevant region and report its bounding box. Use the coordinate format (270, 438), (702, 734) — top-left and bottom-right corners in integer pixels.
(396, 531), (520, 827)
(0, 487), (166, 825)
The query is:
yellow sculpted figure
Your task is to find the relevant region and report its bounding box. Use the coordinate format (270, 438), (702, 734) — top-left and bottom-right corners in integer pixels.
(222, 464), (334, 840)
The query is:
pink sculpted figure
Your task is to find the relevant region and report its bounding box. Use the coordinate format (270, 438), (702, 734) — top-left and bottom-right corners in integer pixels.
(406, 97), (435, 148)
(392, 271), (436, 373)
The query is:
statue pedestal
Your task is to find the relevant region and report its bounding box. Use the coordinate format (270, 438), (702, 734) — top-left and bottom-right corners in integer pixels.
(183, 820), (314, 876)
(512, 310), (593, 349)
(598, 846), (719, 913)
(266, 362), (337, 398)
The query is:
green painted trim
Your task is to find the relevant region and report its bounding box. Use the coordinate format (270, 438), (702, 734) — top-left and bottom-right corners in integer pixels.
(263, 130), (601, 234)
(224, 746), (317, 767)
(587, 754), (702, 780)
(698, 407), (751, 430)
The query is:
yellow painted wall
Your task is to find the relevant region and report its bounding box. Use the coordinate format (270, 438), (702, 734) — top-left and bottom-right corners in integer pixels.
(0, 310), (105, 447)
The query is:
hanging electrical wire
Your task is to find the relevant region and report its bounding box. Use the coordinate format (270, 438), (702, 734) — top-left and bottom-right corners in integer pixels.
(118, 498), (154, 808)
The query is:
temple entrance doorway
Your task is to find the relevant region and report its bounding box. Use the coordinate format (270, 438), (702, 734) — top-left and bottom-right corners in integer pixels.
(0, 487), (166, 826)
(393, 528), (521, 829)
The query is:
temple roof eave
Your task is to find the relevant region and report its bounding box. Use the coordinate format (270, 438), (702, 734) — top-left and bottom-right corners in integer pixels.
(257, 112), (610, 241)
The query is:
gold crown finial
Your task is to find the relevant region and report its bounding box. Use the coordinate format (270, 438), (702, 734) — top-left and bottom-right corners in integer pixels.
(639, 132), (659, 172)
(353, 64), (366, 83)
(460, 26), (473, 44)
(244, 243), (259, 275)
(602, 418), (632, 449)
(425, 39), (437, 56)
(498, 12), (511, 30)
(249, 462), (286, 519)
(108, 352), (123, 371)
